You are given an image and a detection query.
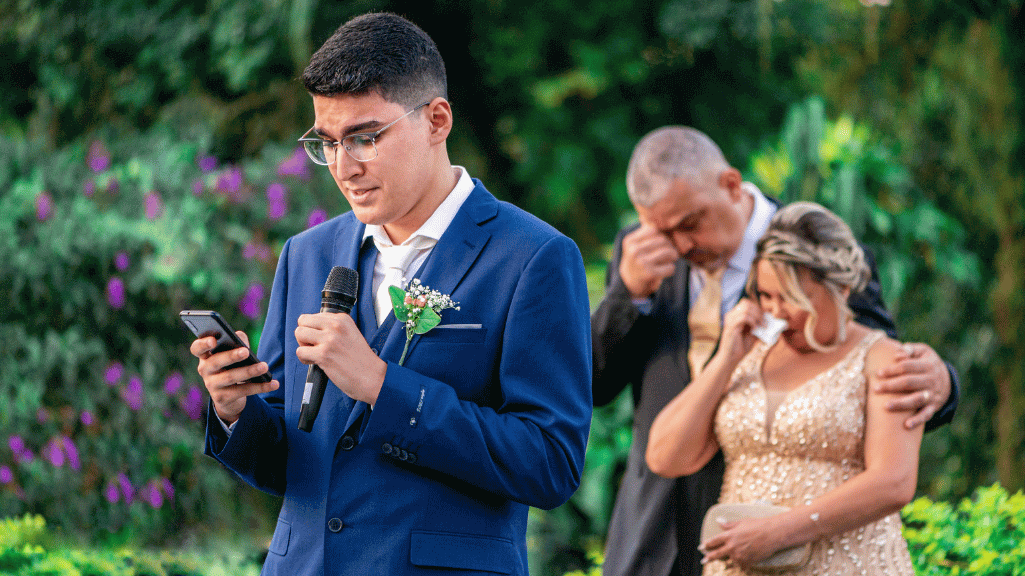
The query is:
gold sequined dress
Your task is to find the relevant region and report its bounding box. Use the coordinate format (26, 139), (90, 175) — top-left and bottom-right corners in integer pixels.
(705, 330), (914, 576)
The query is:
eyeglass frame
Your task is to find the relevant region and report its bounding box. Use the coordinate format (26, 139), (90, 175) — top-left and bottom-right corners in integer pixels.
(298, 101), (431, 165)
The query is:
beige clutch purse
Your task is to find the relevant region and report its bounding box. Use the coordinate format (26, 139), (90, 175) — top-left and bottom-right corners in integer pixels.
(700, 502), (812, 573)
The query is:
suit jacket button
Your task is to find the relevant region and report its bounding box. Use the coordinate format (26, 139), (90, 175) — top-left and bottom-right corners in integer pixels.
(399, 449), (409, 461)
(328, 518), (344, 533)
(340, 436), (355, 451)
(382, 443), (392, 455)
(407, 453), (417, 464)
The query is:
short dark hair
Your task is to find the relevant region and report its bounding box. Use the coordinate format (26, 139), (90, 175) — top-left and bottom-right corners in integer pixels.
(302, 12), (448, 108)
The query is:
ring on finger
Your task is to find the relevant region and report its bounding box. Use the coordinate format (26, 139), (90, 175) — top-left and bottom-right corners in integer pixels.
(922, 390), (931, 403)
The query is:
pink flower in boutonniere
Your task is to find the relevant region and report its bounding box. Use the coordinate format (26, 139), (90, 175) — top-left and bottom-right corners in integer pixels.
(389, 279), (459, 366)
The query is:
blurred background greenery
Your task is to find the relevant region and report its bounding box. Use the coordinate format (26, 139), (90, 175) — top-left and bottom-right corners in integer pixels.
(0, 0), (1022, 574)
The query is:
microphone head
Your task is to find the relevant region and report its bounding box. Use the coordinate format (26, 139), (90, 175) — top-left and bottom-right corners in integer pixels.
(324, 266), (358, 297)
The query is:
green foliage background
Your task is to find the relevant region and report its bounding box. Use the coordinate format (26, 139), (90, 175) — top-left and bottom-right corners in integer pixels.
(1, 0), (1022, 574)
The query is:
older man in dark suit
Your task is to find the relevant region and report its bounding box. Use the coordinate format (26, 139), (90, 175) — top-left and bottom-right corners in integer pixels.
(592, 126), (958, 576)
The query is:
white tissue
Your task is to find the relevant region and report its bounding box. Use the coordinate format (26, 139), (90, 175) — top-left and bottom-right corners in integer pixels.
(751, 313), (787, 345)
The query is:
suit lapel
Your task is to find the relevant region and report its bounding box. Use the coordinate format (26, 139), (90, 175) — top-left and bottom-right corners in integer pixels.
(375, 183), (496, 366)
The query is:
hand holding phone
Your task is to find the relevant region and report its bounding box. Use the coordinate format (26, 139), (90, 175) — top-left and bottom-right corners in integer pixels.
(180, 310), (271, 384)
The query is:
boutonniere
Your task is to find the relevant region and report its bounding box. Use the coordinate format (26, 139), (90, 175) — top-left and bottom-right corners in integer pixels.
(388, 279), (460, 366)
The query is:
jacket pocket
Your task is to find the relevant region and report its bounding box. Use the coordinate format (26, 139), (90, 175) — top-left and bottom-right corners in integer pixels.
(420, 325), (487, 343)
(268, 518), (291, 556)
(409, 530), (514, 573)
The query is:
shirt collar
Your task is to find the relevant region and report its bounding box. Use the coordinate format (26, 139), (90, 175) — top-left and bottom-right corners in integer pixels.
(362, 166), (476, 248)
(728, 181), (777, 275)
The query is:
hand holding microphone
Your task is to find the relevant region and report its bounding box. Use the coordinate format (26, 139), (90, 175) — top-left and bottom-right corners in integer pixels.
(297, 266), (359, 432)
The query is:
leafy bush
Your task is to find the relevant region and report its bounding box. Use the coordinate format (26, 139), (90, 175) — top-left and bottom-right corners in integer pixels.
(903, 483), (1025, 575)
(0, 128), (340, 545)
(0, 513), (261, 576)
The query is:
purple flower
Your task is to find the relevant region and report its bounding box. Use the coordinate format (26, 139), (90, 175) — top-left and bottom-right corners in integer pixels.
(143, 482), (164, 508)
(123, 376), (143, 411)
(43, 439), (65, 467)
(307, 208), (328, 228)
(18, 450), (34, 465)
(215, 166), (243, 201)
(198, 154), (217, 172)
(243, 241), (271, 262)
(239, 282), (266, 319)
(164, 372), (183, 395)
(81, 410), (95, 426)
(144, 191), (163, 220)
(36, 192), (54, 221)
(107, 177), (120, 194)
(8, 435), (25, 455)
(182, 386), (204, 421)
(61, 436), (81, 471)
(0, 465), (12, 484)
(161, 478), (175, 500)
(107, 277), (126, 309)
(104, 481), (120, 504)
(266, 183), (287, 220)
(117, 472), (134, 504)
(88, 141), (110, 173)
(105, 362), (124, 385)
(114, 252), (130, 271)
(277, 147), (311, 180)
(192, 179), (204, 196)
(84, 180), (96, 197)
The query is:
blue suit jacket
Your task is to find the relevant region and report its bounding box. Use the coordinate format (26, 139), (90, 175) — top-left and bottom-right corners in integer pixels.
(205, 181), (593, 576)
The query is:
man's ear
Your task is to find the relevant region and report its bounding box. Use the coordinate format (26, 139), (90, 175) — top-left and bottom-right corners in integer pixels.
(718, 167), (743, 200)
(426, 97), (453, 145)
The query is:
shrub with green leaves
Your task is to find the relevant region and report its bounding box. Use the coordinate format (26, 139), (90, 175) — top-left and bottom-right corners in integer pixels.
(0, 128), (340, 545)
(0, 513), (261, 576)
(904, 483), (1025, 575)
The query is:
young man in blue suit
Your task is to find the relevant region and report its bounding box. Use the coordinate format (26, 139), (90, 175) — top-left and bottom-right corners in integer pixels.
(189, 13), (592, 576)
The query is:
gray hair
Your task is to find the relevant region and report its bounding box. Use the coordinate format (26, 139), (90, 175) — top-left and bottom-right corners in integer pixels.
(625, 126), (729, 207)
(746, 202), (871, 351)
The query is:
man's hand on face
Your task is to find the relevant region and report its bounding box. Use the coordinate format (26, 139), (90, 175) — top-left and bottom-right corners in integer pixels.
(874, 342), (951, 429)
(619, 222), (681, 299)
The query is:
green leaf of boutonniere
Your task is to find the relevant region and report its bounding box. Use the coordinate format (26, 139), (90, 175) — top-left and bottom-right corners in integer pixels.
(388, 285), (410, 322)
(414, 307), (441, 334)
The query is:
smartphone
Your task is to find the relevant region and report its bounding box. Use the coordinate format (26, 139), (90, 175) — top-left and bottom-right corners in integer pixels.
(179, 310), (272, 383)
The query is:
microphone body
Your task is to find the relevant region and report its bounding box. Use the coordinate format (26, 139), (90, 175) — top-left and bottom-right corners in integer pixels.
(298, 266), (358, 432)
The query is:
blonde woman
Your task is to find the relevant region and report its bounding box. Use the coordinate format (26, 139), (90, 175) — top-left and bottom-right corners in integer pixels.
(646, 202), (921, 575)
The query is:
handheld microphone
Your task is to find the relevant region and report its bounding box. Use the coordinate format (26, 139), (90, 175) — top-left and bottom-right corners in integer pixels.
(298, 266), (358, 432)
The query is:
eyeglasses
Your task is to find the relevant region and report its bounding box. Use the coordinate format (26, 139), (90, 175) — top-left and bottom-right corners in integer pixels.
(298, 102), (430, 165)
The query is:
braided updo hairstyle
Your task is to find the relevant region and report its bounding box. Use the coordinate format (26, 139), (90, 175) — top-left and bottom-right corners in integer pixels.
(745, 202), (871, 351)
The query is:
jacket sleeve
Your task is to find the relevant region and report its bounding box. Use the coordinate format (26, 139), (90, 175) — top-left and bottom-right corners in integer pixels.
(354, 234), (593, 510)
(850, 243), (959, 431)
(590, 224), (657, 407)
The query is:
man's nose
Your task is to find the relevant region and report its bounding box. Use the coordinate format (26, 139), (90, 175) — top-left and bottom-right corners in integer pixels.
(670, 232), (693, 255)
(332, 149), (363, 181)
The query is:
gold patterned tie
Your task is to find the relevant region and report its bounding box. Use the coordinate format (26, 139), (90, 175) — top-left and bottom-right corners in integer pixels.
(688, 266), (725, 379)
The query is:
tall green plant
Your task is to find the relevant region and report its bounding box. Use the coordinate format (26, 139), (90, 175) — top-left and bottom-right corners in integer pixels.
(0, 128), (339, 545)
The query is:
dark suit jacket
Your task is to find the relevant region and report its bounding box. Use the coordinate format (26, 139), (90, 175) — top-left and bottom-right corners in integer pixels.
(205, 181), (593, 576)
(592, 219), (959, 576)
